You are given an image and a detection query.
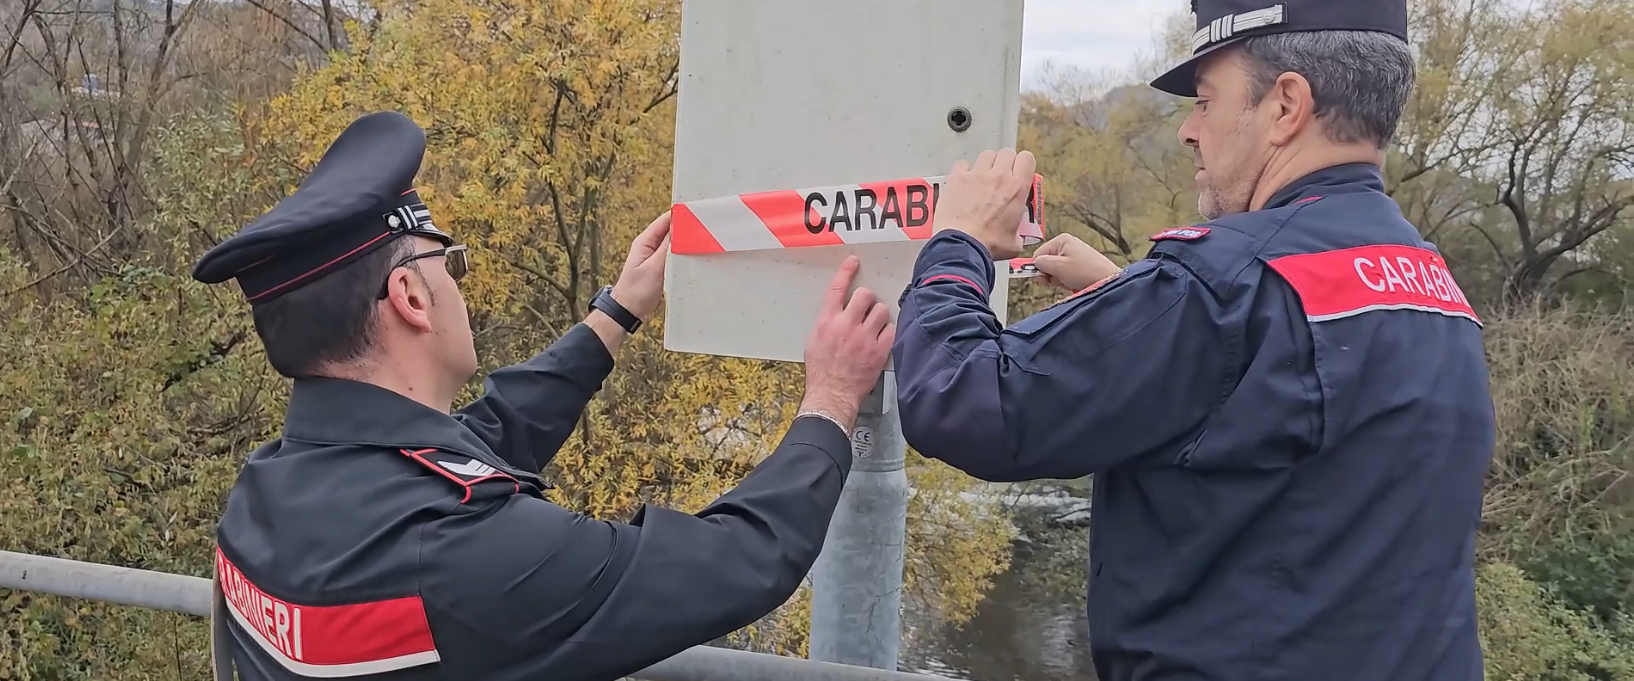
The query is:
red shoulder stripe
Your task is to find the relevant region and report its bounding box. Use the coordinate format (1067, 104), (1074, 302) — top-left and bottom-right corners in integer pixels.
(1267, 244), (1480, 326)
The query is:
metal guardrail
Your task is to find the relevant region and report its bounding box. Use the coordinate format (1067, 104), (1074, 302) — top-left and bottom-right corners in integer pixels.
(0, 550), (969, 681)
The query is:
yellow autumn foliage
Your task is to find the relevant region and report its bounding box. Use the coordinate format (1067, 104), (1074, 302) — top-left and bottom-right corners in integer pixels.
(12, 0), (1630, 678)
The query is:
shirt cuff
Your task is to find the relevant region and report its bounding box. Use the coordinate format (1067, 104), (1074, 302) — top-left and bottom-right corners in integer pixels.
(909, 231), (996, 296)
(787, 414), (856, 476)
(556, 321), (617, 381)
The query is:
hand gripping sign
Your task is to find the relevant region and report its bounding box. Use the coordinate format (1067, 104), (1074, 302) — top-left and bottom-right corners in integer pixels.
(670, 173), (1046, 255)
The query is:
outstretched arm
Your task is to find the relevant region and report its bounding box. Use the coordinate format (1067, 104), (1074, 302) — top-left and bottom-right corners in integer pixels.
(452, 213), (673, 472)
(422, 415), (853, 680)
(423, 257), (895, 680)
(452, 320), (617, 472)
(893, 230), (1233, 481)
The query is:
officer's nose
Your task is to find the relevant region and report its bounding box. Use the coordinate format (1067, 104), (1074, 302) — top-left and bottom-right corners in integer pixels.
(1178, 114), (1201, 150)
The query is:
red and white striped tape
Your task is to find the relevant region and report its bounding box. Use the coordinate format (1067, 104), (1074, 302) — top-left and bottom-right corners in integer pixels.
(671, 174), (1046, 255)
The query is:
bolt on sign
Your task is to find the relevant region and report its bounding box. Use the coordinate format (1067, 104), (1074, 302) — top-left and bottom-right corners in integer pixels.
(665, 0), (1030, 365)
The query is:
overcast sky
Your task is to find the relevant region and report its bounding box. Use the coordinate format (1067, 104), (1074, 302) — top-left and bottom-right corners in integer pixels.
(1021, 0), (1181, 87)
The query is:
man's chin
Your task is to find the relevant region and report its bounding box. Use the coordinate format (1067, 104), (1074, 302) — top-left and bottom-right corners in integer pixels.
(1196, 186), (1238, 221)
(1197, 197), (1221, 222)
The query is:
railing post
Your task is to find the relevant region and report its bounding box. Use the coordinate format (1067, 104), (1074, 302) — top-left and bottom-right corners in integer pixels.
(0, 549), (212, 616)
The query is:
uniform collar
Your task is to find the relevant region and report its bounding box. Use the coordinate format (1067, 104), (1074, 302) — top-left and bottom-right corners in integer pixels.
(1262, 162), (1385, 210)
(282, 376), (538, 483)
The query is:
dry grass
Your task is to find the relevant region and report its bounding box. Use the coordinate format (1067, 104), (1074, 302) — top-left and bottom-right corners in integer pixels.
(1480, 300), (1634, 561)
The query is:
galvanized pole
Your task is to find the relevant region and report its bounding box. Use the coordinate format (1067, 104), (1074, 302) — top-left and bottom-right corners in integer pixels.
(809, 372), (910, 669)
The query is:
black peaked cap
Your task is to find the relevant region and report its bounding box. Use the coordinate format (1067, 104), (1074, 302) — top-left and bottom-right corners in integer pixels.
(191, 111), (453, 303)
(1150, 0), (1409, 97)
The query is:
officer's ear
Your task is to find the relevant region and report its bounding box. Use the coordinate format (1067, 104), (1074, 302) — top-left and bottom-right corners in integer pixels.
(383, 264), (437, 334)
(1263, 70), (1315, 147)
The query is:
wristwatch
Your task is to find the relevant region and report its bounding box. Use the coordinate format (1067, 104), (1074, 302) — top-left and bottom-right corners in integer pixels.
(589, 285), (642, 333)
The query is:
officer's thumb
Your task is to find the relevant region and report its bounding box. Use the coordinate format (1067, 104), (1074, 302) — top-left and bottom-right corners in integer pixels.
(1032, 254), (1071, 274)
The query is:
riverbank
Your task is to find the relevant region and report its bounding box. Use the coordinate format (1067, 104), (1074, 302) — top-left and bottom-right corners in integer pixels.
(900, 500), (1097, 681)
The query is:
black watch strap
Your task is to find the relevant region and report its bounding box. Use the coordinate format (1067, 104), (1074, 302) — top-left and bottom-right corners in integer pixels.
(589, 285), (642, 333)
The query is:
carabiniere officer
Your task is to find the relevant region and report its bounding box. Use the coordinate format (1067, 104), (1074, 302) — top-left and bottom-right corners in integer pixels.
(193, 111), (894, 681)
(891, 1), (1497, 680)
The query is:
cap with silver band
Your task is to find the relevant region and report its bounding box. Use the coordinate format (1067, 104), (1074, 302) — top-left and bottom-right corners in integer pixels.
(190, 111), (455, 304)
(1149, 0), (1410, 98)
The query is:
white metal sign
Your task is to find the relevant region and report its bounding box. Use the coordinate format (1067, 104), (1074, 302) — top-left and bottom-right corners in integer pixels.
(665, 0), (1027, 364)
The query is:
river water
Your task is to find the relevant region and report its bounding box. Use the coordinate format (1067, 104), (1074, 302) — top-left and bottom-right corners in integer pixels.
(898, 533), (1100, 681)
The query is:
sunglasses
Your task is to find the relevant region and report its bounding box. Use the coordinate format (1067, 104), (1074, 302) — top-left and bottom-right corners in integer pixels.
(377, 244), (469, 299)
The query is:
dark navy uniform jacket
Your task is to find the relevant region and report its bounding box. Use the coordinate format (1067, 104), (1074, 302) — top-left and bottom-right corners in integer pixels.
(893, 163), (1495, 681)
(213, 322), (852, 681)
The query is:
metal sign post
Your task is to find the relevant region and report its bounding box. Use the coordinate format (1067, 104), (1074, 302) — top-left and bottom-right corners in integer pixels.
(807, 373), (909, 667)
(668, 0), (1027, 669)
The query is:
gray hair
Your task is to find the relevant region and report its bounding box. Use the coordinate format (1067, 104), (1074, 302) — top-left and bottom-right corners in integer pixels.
(1236, 30), (1416, 149)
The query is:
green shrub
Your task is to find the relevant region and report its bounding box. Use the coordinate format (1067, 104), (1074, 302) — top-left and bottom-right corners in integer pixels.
(1476, 562), (1634, 681)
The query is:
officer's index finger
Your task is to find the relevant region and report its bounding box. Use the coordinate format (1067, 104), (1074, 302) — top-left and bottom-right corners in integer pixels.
(1037, 233), (1074, 256)
(822, 255), (859, 316)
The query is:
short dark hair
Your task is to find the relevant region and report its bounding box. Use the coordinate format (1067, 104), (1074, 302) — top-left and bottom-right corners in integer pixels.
(250, 237), (415, 378)
(1238, 30), (1416, 149)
